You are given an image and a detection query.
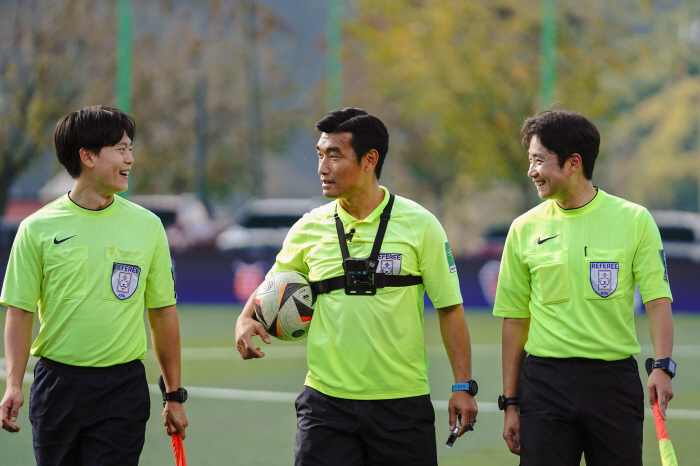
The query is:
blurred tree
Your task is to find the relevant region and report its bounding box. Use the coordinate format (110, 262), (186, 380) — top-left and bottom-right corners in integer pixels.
(601, 1), (700, 211)
(0, 0), (298, 216)
(0, 0), (115, 216)
(343, 0), (647, 212)
(129, 0), (298, 200)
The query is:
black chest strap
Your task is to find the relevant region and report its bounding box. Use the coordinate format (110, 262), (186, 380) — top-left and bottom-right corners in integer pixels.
(311, 194), (423, 295)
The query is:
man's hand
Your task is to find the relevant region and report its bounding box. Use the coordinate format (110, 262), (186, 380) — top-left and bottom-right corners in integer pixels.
(235, 308), (271, 359)
(448, 390), (477, 437)
(647, 369), (674, 420)
(163, 402), (188, 440)
(0, 386), (24, 432)
(502, 406), (521, 455)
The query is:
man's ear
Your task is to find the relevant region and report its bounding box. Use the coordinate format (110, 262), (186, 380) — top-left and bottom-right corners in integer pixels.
(568, 153), (583, 174)
(362, 149), (379, 173)
(79, 148), (96, 169)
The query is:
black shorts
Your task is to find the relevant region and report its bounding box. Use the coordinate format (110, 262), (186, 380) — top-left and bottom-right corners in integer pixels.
(29, 357), (151, 466)
(519, 355), (644, 466)
(294, 386), (437, 466)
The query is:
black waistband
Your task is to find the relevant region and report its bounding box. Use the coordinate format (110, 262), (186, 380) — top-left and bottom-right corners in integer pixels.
(527, 355), (635, 364)
(38, 357), (142, 374)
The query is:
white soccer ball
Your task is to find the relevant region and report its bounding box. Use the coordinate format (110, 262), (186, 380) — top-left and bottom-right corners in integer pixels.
(253, 271), (316, 341)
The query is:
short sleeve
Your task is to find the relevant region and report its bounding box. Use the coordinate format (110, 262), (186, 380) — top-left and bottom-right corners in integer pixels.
(269, 220), (310, 277)
(419, 215), (462, 308)
(0, 222), (42, 312)
(633, 210), (673, 304)
(493, 223), (532, 317)
(144, 223), (177, 308)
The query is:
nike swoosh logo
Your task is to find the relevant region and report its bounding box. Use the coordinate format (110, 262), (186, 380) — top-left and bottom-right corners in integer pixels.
(536, 234), (559, 245)
(54, 235), (76, 244)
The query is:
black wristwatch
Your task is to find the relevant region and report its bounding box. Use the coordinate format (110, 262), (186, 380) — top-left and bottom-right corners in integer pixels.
(162, 387), (188, 407)
(652, 357), (676, 379)
(498, 395), (519, 410)
(452, 380), (478, 396)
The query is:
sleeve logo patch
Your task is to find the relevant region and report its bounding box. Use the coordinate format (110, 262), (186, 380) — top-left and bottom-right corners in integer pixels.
(445, 242), (457, 273)
(111, 262), (141, 300)
(378, 253), (402, 275)
(590, 262), (618, 297)
(659, 249), (668, 282)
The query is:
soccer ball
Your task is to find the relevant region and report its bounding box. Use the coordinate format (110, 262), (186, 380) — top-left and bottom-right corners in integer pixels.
(253, 271), (316, 341)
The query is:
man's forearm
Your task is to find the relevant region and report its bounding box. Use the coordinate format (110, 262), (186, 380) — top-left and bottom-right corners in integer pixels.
(436, 304), (472, 382)
(148, 305), (182, 391)
(241, 290), (256, 319)
(4, 307), (34, 389)
(645, 297), (673, 360)
(502, 318), (529, 397)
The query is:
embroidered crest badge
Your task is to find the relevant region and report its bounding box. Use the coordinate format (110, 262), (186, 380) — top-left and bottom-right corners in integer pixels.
(378, 253), (401, 275)
(111, 262), (141, 300)
(589, 262), (619, 298)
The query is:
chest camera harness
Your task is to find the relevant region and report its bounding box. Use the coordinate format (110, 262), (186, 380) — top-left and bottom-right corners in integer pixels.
(311, 194), (423, 296)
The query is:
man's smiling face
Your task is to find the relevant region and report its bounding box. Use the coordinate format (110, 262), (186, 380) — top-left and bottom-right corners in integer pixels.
(89, 131), (134, 196)
(527, 135), (572, 201)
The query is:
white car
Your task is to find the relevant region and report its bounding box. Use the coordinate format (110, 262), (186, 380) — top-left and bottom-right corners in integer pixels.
(216, 198), (328, 251)
(650, 210), (700, 262)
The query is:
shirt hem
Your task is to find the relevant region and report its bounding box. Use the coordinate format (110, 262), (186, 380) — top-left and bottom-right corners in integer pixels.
(0, 298), (37, 313)
(431, 298), (463, 309)
(641, 290), (673, 305)
(493, 309), (530, 318)
(144, 299), (178, 309)
(305, 381), (430, 400)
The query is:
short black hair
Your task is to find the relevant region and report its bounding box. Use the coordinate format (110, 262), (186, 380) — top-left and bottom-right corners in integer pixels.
(54, 105), (136, 178)
(315, 107), (389, 179)
(520, 108), (600, 180)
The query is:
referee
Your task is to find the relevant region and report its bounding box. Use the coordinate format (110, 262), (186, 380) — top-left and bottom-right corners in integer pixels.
(236, 108), (478, 466)
(0, 106), (188, 465)
(494, 109), (674, 465)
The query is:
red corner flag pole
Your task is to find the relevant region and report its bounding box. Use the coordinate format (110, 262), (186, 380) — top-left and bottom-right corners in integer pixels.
(653, 401), (678, 466)
(172, 433), (187, 466)
(159, 375), (187, 466)
(646, 358), (679, 466)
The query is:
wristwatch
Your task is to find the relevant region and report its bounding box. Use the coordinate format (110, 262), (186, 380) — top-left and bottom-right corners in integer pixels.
(498, 395), (518, 410)
(652, 357), (676, 378)
(162, 387), (188, 407)
(452, 380), (478, 396)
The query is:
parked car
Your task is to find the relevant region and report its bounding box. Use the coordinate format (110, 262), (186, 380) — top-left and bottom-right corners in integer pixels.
(216, 197), (328, 302)
(650, 210), (700, 262)
(216, 197), (327, 253)
(129, 194), (229, 253)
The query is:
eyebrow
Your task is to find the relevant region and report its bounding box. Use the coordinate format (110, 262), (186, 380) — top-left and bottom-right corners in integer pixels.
(317, 145), (342, 154)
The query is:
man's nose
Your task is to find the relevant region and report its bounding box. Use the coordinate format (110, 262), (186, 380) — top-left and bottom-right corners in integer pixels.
(125, 149), (134, 165)
(318, 156), (329, 174)
(527, 163), (537, 178)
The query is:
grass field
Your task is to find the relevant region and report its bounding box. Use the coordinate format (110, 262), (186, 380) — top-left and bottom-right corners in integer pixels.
(2, 305), (699, 465)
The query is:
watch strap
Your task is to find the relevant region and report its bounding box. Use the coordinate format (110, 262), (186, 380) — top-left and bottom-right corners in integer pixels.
(452, 382), (472, 391)
(498, 395), (519, 410)
(163, 387), (188, 405)
(452, 380), (478, 396)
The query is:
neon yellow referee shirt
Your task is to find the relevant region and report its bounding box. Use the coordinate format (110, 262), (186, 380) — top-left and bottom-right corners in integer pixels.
(0, 194), (176, 367)
(494, 189), (672, 361)
(270, 187), (463, 400)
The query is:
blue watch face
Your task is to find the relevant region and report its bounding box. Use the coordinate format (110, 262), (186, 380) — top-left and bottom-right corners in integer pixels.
(667, 359), (676, 374)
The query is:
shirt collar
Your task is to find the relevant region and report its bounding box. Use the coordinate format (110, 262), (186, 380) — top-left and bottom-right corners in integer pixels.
(335, 186), (390, 225)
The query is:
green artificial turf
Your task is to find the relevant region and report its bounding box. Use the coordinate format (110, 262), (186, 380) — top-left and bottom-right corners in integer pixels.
(1, 305), (698, 465)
